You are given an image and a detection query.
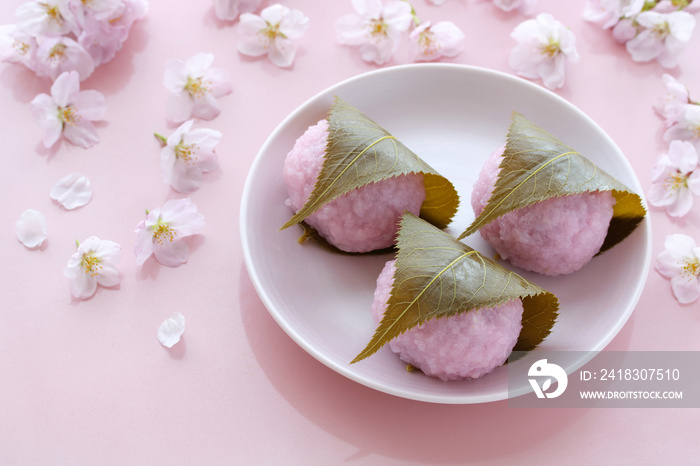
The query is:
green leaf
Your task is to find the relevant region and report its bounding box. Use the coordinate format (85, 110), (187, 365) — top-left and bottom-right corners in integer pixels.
(458, 112), (646, 253)
(352, 213), (559, 364)
(281, 97), (459, 231)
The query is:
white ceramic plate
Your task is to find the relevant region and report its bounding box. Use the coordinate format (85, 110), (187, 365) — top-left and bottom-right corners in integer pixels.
(240, 64), (651, 404)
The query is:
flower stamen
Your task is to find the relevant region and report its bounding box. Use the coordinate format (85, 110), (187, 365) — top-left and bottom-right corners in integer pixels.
(13, 39), (30, 56)
(41, 2), (63, 26)
(175, 142), (200, 166)
(59, 105), (81, 126)
(539, 38), (561, 57)
(48, 43), (67, 64)
(680, 258), (700, 281)
(185, 76), (211, 98)
(152, 222), (176, 245)
(81, 253), (102, 277)
(366, 19), (388, 41)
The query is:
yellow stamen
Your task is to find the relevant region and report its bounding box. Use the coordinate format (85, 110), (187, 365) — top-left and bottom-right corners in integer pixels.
(175, 142), (199, 166)
(652, 21), (671, 39)
(418, 30), (440, 57)
(81, 253), (102, 277)
(41, 3), (63, 26)
(260, 21), (285, 47)
(185, 76), (211, 98)
(153, 222), (176, 245)
(48, 43), (67, 64)
(366, 19), (388, 41)
(59, 105), (81, 126)
(664, 171), (688, 191)
(540, 39), (560, 58)
(13, 39), (30, 56)
(680, 258), (699, 281)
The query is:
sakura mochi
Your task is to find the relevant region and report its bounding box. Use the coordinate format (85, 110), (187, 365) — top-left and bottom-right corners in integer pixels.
(471, 146), (616, 276)
(370, 260), (524, 381)
(283, 119), (426, 253)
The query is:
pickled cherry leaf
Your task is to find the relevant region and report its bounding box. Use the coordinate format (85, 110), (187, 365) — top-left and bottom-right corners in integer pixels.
(281, 97), (459, 231)
(351, 213), (558, 364)
(458, 113), (646, 253)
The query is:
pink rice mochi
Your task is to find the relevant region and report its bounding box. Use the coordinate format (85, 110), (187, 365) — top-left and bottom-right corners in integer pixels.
(283, 119), (426, 253)
(371, 260), (524, 381)
(471, 146), (616, 276)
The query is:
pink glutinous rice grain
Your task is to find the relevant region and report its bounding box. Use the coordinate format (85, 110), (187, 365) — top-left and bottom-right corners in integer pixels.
(283, 119), (426, 253)
(371, 260), (524, 381)
(470, 146), (616, 276)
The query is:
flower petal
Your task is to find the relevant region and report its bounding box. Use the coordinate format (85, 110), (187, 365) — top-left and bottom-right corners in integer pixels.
(153, 237), (190, 267)
(72, 89), (107, 121)
(670, 275), (700, 304)
(50, 173), (92, 210)
(63, 119), (100, 148)
(158, 312), (186, 348)
(166, 92), (194, 123)
(16, 209), (47, 248)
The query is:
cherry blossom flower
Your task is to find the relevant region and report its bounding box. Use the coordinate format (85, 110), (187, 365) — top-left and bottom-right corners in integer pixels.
(648, 140), (700, 217)
(163, 52), (232, 123)
(50, 173), (92, 210)
(238, 4), (309, 68)
(158, 312), (186, 348)
(16, 209), (47, 249)
(655, 73), (692, 128)
(509, 13), (579, 90)
(15, 0), (76, 37)
(63, 236), (121, 299)
(335, 0), (413, 65)
(664, 104), (700, 149)
(656, 234), (700, 304)
(408, 20), (465, 62)
(214, 0), (263, 21)
(583, 0), (645, 29)
(34, 35), (95, 81)
(30, 70), (107, 149)
(74, 0), (149, 67)
(625, 10), (696, 68)
(156, 120), (222, 193)
(134, 198), (205, 268)
(0, 25), (38, 70)
(493, 0), (537, 15)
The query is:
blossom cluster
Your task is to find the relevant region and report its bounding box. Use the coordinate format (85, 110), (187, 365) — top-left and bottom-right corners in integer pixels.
(584, 0), (698, 69)
(652, 75), (700, 304)
(335, 0), (466, 65)
(0, 0), (147, 81)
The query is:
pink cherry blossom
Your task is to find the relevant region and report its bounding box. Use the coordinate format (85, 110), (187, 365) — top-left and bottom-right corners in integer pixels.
(335, 0), (413, 65)
(214, 0), (263, 21)
(63, 236), (121, 299)
(34, 35), (95, 81)
(0, 25), (38, 70)
(656, 234), (700, 304)
(408, 20), (465, 62)
(625, 10), (696, 68)
(30, 70), (107, 149)
(15, 0), (76, 37)
(509, 13), (579, 90)
(134, 198), (205, 268)
(648, 140), (700, 217)
(664, 104), (700, 150)
(583, 0), (645, 29)
(238, 4), (309, 68)
(158, 120), (221, 193)
(493, 0), (537, 15)
(163, 52), (232, 123)
(655, 73), (691, 128)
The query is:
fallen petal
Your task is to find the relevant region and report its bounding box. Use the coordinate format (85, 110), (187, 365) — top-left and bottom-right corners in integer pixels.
(16, 209), (47, 248)
(158, 312), (186, 348)
(50, 173), (92, 210)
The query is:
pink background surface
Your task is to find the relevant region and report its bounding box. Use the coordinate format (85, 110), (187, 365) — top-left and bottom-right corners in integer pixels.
(1, 0), (699, 464)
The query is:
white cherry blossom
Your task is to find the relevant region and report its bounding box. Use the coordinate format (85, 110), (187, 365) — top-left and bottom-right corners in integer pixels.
(214, 0), (263, 21)
(134, 198), (205, 268)
(158, 120), (221, 193)
(30, 70), (107, 149)
(656, 234), (700, 304)
(509, 13), (579, 90)
(63, 236), (121, 299)
(655, 73), (691, 128)
(237, 4), (309, 68)
(0, 25), (38, 70)
(625, 10), (696, 68)
(648, 140), (700, 217)
(493, 0), (537, 15)
(15, 0), (76, 37)
(335, 0), (413, 65)
(164, 52), (232, 123)
(34, 35), (95, 81)
(664, 104), (700, 150)
(583, 0), (645, 29)
(408, 20), (465, 62)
